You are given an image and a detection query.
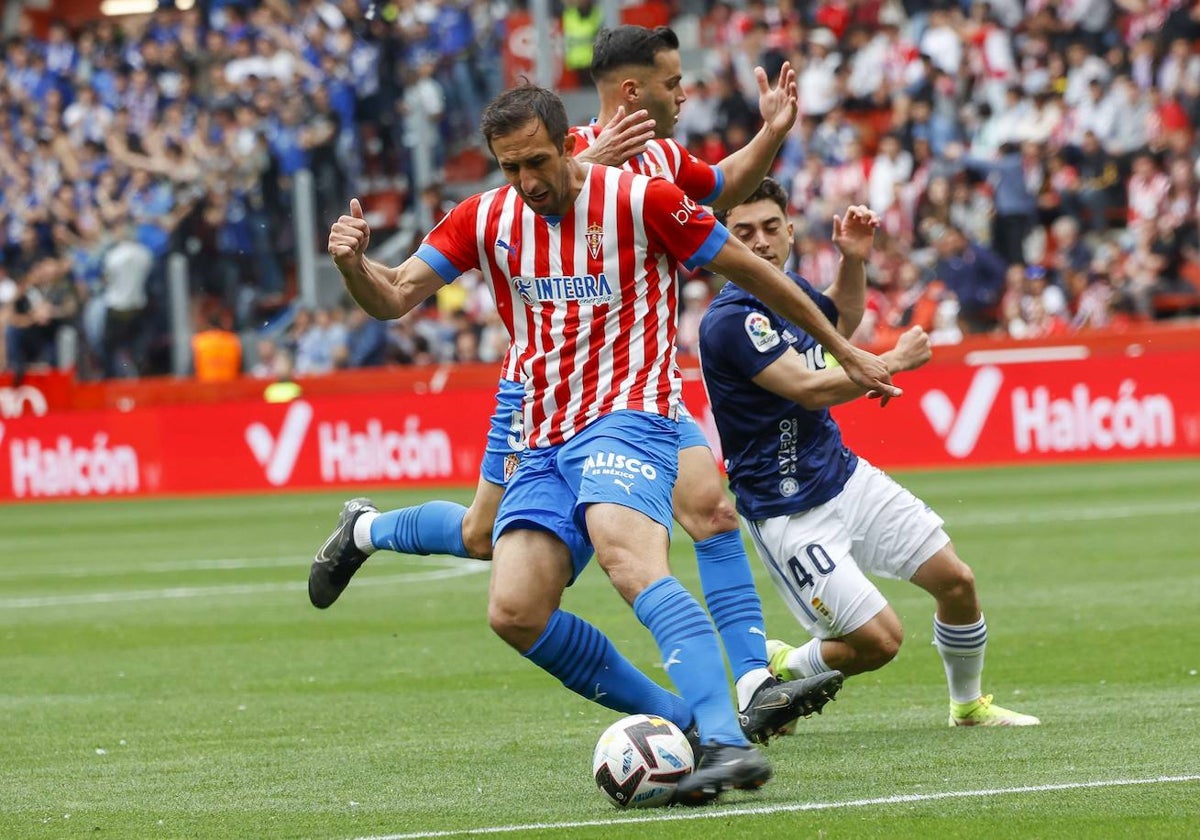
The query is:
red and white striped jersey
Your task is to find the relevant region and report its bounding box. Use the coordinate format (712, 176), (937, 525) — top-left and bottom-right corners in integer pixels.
(569, 125), (723, 205)
(489, 125), (725, 383)
(419, 163), (728, 448)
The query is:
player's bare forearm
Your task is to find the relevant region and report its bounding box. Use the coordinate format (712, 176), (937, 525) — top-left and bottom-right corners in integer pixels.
(340, 255), (443, 321)
(824, 255), (867, 338)
(336, 254), (400, 319)
(826, 206), (877, 337)
(753, 351), (868, 410)
(711, 125), (788, 211)
(794, 367), (871, 410)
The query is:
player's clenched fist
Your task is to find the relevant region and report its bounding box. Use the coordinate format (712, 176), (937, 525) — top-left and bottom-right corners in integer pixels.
(328, 198), (370, 276)
(893, 325), (932, 372)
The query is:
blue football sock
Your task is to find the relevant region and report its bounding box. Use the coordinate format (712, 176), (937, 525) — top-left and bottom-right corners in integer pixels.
(524, 610), (692, 730)
(369, 502), (469, 558)
(634, 576), (748, 746)
(695, 530), (768, 682)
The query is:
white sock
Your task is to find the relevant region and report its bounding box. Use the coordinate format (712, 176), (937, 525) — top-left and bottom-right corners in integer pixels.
(787, 639), (831, 679)
(353, 512), (379, 554)
(933, 614), (986, 704)
(735, 667), (774, 711)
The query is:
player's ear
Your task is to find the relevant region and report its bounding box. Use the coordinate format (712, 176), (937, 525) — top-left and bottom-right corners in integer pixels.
(621, 77), (639, 103)
(563, 132), (576, 157)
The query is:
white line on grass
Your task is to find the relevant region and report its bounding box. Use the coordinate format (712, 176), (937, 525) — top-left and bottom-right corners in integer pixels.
(948, 498), (1200, 527)
(0, 555), (329, 579)
(350, 774), (1200, 840)
(0, 558), (489, 609)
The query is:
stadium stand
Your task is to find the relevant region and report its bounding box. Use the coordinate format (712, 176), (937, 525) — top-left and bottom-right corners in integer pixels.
(1, 0), (1198, 382)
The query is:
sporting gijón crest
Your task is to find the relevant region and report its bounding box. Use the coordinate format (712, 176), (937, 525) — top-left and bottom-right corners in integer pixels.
(594, 718), (691, 804)
(585, 223), (604, 260)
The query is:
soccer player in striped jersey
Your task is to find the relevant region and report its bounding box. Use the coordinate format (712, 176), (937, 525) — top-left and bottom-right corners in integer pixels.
(325, 86), (897, 803)
(698, 178), (1040, 728)
(309, 22), (844, 739)
(312, 27), (847, 743)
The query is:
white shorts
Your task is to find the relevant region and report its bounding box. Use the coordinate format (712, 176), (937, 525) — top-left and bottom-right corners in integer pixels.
(742, 459), (949, 640)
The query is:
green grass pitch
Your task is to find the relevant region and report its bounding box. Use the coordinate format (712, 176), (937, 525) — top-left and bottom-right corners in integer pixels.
(3, 459), (1199, 839)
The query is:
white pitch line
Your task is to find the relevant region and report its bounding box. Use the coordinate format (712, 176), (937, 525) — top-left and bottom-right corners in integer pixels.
(0, 559), (489, 609)
(949, 498), (1200, 527)
(349, 774), (1200, 840)
(0, 555), (324, 580)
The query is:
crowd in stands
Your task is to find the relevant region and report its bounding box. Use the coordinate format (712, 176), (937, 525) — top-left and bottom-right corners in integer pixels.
(673, 0), (1200, 354)
(3, 0), (1200, 381)
(0, 0), (505, 379)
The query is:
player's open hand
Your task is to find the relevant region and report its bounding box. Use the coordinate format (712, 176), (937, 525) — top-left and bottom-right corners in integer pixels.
(833, 205), (880, 261)
(756, 62), (798, 138)
(328, 198), (370, 276)
(893, 325), (932, 372)
(579, 107), (655, 167)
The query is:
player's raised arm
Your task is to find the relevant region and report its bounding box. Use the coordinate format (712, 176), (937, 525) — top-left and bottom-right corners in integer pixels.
(710, 63), (798, 211)
(824, 205), (879, 338)
(328, 198), (448, 320)
(704, 232), (900, 398)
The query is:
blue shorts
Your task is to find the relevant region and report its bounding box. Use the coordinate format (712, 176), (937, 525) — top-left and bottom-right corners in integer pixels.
(677, 401), (711, 451)
(493, 411), (681, 583)
(480, 377), (527, 485)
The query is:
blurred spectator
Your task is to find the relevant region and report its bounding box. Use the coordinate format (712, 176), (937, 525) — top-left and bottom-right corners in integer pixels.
(344, 305), (388, 368)
(799, 29), (841, 119)
(292, 306), (348, 375)
(957, 141), (1038, 264)
(6, 256), (78, 376)
(678, 280), (710, 357)
(99, 227), (154, 378)
(869, 133), (913, 214)
(250, 335), (280, 379)
(676, 75), (719, 148)
(930, 224), (1006, 333)
(192, 309), (242, 382)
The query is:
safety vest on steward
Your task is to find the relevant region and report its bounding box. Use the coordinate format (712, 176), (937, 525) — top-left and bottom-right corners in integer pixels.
(562, 5), (604, 72)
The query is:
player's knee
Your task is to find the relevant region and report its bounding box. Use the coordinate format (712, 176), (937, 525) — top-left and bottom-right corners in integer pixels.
(460, 509), (494, 560)
(864, 633), (902, 670)
(675, 489), (738, 542)
(851, 625), (903, 672)
(597, 548), (661, 604)
(939, 562), (978, 610)
(487, 597), (545, 652)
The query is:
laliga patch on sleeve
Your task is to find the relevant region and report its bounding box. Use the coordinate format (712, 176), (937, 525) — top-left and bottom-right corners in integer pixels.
(743, 312), (781, 352)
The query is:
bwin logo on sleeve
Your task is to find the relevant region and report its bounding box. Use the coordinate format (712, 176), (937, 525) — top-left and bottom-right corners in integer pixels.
(744, 312), (781, 352)
(920, 366), (1003, 457)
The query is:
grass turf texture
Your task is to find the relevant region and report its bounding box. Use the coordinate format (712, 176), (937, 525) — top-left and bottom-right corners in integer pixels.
(2, 458), (1198, 839)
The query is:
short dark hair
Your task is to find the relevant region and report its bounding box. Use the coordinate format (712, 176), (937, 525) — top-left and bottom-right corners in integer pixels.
(590, 25), (680, 82)
(716, 177), (789, 225)
(480, 83), (569, 153)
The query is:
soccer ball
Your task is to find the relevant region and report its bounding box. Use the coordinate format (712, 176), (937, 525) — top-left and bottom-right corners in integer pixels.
(592, 714), (695, 808)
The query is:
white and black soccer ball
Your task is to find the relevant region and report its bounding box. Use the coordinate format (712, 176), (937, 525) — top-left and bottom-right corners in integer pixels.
(592, 714), (695, 808)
